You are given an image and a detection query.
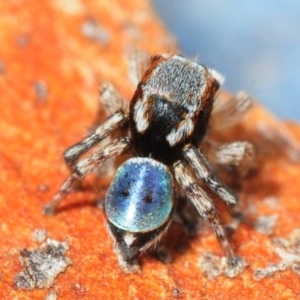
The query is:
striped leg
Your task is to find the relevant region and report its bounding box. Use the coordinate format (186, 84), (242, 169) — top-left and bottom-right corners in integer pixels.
(63, 109), (129, 170)
(173, 160), (243, 272)
(44, 137), (130, 215)
(208, 91), (252, 132)
(183, 144), (238, 205)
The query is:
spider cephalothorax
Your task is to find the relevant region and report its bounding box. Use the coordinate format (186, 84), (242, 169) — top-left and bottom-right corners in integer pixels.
(130, 54), (220, 163)
(45, 52), (254, 276)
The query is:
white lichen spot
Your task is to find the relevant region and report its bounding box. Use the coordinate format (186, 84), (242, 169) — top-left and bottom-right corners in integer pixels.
(254, 215), (278, 235)
(45, 290), (58, 300)
(253, 229), (300, 280)
(199, 252), (247, 279)
(31, 228), (47, 243)
(14, 239), (72, 289)
(52, 0), (85, 15)
(81, 19), (110, 45)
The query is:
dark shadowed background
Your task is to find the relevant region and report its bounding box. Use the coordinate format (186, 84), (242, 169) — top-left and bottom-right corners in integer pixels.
(153, 0), (300, 121)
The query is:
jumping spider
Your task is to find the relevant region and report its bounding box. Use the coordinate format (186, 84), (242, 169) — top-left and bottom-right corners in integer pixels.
(44, 52), (254, 275)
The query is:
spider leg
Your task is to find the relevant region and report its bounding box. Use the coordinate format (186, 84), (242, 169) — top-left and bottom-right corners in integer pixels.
(174, 195), (201, 236)
(183, 144), (238, 205)
(200, 141), (253, 232)
(99, 82), (125, 115)
(209, 91), (252, 132)
(63, 109), (129, 170)
(128, 49), (151, 87)
(44, 137), (130, 215)
(207, 141), (255, 177)
(173, 160), (240, 268)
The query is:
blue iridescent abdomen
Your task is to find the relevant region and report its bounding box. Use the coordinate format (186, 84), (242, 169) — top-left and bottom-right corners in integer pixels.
(105, 157), (174, 233)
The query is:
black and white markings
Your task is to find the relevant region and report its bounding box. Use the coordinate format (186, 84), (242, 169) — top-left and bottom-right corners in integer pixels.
(45, 51), (253, 275)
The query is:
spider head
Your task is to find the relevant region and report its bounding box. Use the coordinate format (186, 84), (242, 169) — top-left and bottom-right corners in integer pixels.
(104, 157), (174, 270)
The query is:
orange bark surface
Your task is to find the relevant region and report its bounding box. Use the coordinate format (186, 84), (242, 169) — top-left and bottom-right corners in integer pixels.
(1, 1), (300, 299)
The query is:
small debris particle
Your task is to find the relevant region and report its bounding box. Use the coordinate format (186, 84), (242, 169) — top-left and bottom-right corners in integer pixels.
(262, 195), (279, 208)
(123, 22), (142, 39)
(199, 252), (247, 279)
(81, 19), (110, 44)
(72, 282), (87, 296)
(14, 239), (72, 289)
(31, 228), (47, 243)
(254, 214), (278, 235)
(16, 34), (29, 47)
(253, 229), (300, 280)
(38, 184), (49, 192)
(0, 61), (6, 73)
(33, 81), (48, 102)
(45, 290), (57, 300)
(172, 287), (181, 298)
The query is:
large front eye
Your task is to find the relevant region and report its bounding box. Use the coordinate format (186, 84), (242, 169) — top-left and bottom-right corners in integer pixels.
(105, 158), (174, 233)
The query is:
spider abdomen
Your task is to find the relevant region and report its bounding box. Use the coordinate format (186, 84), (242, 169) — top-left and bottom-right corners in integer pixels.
(105, 157), (174, 233)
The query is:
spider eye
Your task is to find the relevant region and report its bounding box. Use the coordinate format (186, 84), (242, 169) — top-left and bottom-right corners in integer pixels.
(105, 157), (174, 233)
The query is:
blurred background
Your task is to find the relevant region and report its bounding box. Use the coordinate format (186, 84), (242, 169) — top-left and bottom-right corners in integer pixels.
(152, 0), (300, 121)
